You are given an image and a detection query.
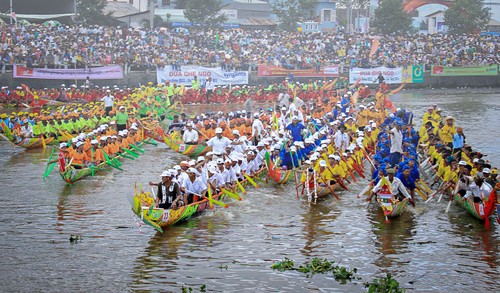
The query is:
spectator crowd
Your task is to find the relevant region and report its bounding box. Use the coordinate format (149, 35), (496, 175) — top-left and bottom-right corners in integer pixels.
(0, 23), (499, 72)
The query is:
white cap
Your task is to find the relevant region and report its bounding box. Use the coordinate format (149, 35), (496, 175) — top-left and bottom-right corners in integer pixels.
(76, 141), (83, 148)
(71, 138), (78, 143)
(232, 130), (240, 135)
(173, 165), (181, 171)
(197, 156), (205, 162)
(483, 168), (491, 173)
(187, 167), (197, 173)
(91, 139), (98, 144)
(319, 160), (327, 167)
(100, 136), (107, 141)
(119, 106), (125, 110)
(161, 171), (172, 177)
(458, 160), (467, 166)
(206, 151), (214, 156)
(215, 127), (223, 134)
(216, 158), (224, 164)
(59, 143), (67, 148)
(188, 160), (196, 166)
(208, 166), (218, 174)
(257, 142), (265, 147)
(473, 158), (479, 163)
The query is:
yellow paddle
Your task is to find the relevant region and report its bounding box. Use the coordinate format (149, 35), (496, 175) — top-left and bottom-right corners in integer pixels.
(236, 179), (247, 195)
(221, 188), (242, 201)
(244, 173), (258, 188)
(208, 186), (214, 209)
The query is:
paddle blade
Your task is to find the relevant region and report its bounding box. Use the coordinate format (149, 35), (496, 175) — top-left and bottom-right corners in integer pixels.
(236, 179), (247, 195)
(208, 186), (214, 210)
(244, 173), (258, 188)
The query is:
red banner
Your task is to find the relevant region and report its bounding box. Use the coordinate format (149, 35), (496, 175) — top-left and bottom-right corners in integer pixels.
(257, 65), (339, 77)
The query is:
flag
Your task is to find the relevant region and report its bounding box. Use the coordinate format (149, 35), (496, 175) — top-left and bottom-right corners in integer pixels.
(369, 37), (379, 58)
(58, 151), (66, 172)
(11, 12), (17, 23)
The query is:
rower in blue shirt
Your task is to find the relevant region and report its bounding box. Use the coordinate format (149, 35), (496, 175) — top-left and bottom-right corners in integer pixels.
(285, 116), (305, 142)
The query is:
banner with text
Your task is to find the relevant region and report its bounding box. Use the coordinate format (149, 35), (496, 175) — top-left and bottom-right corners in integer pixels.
(431, 65), (498, 76)
(349, 67), (405, 84)
(402, 65), (424, 83)
(13, 65), (123, 80)
(257, 65), (339, 77)
(157, 66), (248, 86)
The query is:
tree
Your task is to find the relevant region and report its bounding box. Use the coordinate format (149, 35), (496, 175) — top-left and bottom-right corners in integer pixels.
(76, 0), (114, 26)
(175, 0), (189, 9)
(271, 0), (316, 32)
(372, 0), (412, 34)
(184, 0), (227, 27)
(419, 19), (428, 30)
(445, 0), (490, 34)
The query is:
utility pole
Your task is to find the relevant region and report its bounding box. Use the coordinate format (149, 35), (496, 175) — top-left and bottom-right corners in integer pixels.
(10, 0), (13, 25)
(149, 0), (156, 29)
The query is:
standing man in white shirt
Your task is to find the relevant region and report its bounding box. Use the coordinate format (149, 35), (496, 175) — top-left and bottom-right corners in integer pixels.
(389, 121), (404, 167)
(334, 124), (350, 151)
(205, 127), (232, 159)
(101, 89), (114, 117)
(182, 123), (199, 145)
(205, 77), (214, 103)
(251, 112), (264, 146)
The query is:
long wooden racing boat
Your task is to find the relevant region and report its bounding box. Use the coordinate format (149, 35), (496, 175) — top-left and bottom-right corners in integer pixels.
(375, 178), (408, 223)
(453, 190), (497, 226)
(306, 183), (343, 199)
(160, 129), (211, 158)
(59, 141), (147, 184)
(13, 136), (55, 149)
(133, 168), (266, 233)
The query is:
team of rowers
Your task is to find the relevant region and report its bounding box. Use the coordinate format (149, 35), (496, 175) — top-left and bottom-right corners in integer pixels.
(417, 105), (499, 206)
(147, 86), (396, 209)
(55, 122), (143, 168)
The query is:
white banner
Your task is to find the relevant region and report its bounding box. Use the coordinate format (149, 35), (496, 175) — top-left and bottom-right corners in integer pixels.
(157, 66), (249, 86)
(13, 65), (123, 80)
(349, 67), (403, 84)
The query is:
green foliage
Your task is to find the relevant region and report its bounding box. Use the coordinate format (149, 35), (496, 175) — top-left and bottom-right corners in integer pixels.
(76, 0), (115, 26)
(175, 0), (189, 9)
(141, 16), (165, 29)
(372, 0), (412, 34)
(183, 0), (228, 27)
(271, 0), (316, 32)
(271, 257), (359, 284)
(444, 0), (490, 34)
(271, 257), (295, 272)
(365, 273), (405, 293)
(419, 19), (428, 30)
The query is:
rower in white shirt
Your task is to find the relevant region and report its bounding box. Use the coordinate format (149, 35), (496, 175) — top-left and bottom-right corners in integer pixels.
(182, 123), (199, 145)
(181, 168), (207, 204)
(205, 127), (232, 157)
(207, 164), (225, 190)
(371, 168), (412, 202)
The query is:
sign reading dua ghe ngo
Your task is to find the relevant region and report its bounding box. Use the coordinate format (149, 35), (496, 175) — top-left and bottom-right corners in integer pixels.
(157, 66), (249, 86)
(349, 66), (424, 84)
(431, 65), (498, 76)
(13, 65), (124, 79)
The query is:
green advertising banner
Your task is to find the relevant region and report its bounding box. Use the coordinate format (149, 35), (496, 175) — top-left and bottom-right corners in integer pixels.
(431, 65), (498, 76)
(402, 65), (424, 83)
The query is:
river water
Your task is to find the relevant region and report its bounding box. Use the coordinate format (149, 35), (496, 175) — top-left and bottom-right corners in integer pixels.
(0, 90), (499, 292)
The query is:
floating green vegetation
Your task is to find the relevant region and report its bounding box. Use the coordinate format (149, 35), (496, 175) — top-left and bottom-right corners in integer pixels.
(271, 257), (359, 283)
(181, 284), (206, 293)
(364, 273), (405, 293)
